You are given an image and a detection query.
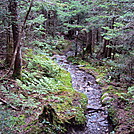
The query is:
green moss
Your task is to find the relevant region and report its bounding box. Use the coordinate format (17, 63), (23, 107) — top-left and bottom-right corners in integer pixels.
(108, 106), (118, 125)
(124, 105), (132, 111)
(15, 49), (87, 133)
(57, 69), (73, 90)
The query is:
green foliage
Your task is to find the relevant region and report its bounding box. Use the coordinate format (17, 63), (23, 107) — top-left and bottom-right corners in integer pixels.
(1, 0), (133, 133)
(67, 56), (87, 65)
(24, 49), (60, 77)
(18, 49), (87, 132)
(127, 86), (134, 99)
(28, 14), (46, 25)
(0, 107), (26, 133)
(0, 107), (15, 134)
(0, 47), (87, 133)
(57, 0), (88, 32)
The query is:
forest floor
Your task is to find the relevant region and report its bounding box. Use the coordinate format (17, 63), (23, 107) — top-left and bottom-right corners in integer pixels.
(0, 42), (134, 134)
(0, 48), (88, 134)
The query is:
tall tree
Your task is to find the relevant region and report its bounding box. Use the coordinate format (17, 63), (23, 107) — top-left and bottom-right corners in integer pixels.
(8, 0), (22, 78)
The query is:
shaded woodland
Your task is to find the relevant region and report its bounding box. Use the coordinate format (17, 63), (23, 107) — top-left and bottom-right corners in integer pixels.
(0, 0), (134, 133)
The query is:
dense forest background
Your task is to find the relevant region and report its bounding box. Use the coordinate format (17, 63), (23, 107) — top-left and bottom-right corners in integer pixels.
(0, 0), (133, 134)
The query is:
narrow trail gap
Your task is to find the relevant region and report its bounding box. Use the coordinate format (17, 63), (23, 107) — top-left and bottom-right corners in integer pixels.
(53, 54), (111, 134)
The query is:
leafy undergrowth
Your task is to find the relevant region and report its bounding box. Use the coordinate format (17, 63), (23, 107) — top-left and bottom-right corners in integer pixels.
(0, 49), (87, 134)
(67, 56), (134, 134)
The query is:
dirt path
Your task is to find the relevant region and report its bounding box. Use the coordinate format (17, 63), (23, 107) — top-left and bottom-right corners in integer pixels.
(53, 54), (110, 134)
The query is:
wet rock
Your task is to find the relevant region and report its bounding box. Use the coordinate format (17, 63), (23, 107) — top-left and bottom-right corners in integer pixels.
(98, 121), (109, 127)
(86, 105), (103, 111)
(77, 65), (86, 67)
(97, 128), (100, 131)
(90, 120), (97, 123)
(87, 81), (94, 86)
(97, 117), (105, 122)
(102, 93), (109, 98)
(85, 87), (94, 92)
(0, 102), (3, 105)
(102, 96), (113, 105)
(96, 78), (101, 82)
(102, 114), (108, 119)
(63, 60), (69, 63)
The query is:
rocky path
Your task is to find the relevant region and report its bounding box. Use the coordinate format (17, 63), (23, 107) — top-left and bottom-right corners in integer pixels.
(53, 55), (110, 134)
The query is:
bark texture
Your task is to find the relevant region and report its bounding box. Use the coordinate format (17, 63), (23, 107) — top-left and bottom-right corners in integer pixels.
(9, 0), (22, 78)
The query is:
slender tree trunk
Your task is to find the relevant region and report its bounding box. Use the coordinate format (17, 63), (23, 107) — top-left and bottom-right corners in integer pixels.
(9, 0), (22, 78)
(102, 17), (115, 58)
(107, 48), (112, 58)
(52, 11), (57, 38)
(102, 39), (109, 58)
(12, 46), (22, 78)
(96, 29), (99, 45)
(75, 40), (78, 57)
(107, 17), (115, 59)
(75, 31), (78, 57)
(112, 48), (115, 60)
(86, 30), (92, 56)
(112, 42), (116, 60)
(5, 5), (13, 66)
(6, 25), (13, 66)
(92, 29), (94, 53)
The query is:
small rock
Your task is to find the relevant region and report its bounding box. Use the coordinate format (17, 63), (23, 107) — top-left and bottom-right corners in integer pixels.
(63, 60), (69, 63)
(102, 114), (108, 119)
(77, 65), (86, 67)
(86, 105), (101, 110)
(97, 117), (105, 122)
(99, 121), (108, 127)
(86, 87), (94, 91)
(0, 102), (3, 105)
(90, 120), (97, 123)
(102, 93), (109, 98)
(87, 81), (94, 86)
(97, 128), (100, 130)
(102, 96), (113, 104)
(96, 78), (101, 82)
(83, 76), (87, 81)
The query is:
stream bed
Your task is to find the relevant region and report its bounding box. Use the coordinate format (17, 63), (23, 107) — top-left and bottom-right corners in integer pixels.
(53, 54), (111, 134)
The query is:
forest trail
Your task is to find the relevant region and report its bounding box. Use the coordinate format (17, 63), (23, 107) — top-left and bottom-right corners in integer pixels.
(53, 54), (111, 134)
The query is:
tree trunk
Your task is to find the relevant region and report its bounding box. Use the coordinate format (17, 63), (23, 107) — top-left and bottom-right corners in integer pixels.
(86, 30), (92, 56)
(75, 31), (78, 57)
(107, 48), (112, 58)
(9, 0), (22, 78)
(12, 46), (22, 78)
(45, 10), (57, 38)
(102, 39), (109, 58)
(102, 17), (115, 58)
(5, 25), (13, 66)
(92, 28), (96, 53)
(96, 29), (99, 45)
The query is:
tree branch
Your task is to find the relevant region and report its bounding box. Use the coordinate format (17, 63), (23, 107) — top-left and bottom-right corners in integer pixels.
(0, 97), (20, 111)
